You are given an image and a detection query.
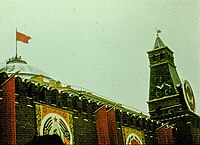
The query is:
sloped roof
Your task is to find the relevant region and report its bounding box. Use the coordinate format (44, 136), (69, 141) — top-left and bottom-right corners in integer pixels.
(153, 36), (166, 49)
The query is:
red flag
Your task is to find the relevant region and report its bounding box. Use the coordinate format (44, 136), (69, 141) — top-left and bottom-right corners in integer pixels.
(94, 105), (110, 145)
(156, 125), (174, 145)
(107, 108), (118, 145)
(1, 75), (16, 144)
(156, 125), (168, 145)
(166, 127), (174, 145)
(16, 31), (31, 43)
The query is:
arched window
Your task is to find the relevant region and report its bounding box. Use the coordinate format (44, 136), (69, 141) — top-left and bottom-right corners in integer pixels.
(160, 53), (164, 60)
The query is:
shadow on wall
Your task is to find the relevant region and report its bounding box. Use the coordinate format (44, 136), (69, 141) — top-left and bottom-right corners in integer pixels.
(26, 134), (64, 145)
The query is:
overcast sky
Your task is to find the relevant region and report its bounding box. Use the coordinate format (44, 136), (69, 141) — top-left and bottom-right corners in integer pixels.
(0, 0), (200, 115)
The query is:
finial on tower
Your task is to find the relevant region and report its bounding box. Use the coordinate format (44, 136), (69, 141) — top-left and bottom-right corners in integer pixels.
(153, 28), (166, 49)
(156, 28), (161, 37)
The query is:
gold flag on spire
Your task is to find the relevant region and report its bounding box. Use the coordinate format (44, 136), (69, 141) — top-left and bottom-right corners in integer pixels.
(156, 28), (161, 36)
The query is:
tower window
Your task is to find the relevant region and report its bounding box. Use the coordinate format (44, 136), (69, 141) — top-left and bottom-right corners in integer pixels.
(152, 55), (156, 62)
(160, 53), (164, 60)
(156, 106), (162, 116)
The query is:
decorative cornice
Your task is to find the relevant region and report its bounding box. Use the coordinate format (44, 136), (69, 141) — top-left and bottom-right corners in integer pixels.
(147, 93), (179, 103)
(148, 104), (182, 113)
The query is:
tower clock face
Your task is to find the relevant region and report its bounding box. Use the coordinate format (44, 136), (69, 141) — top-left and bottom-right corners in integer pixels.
(182, 80), (196, 112)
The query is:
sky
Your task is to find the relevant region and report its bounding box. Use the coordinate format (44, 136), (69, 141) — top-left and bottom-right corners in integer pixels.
(0, 0), (200, 115)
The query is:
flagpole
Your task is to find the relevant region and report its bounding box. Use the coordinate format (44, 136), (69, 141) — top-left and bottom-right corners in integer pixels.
(16, 28), (18, 58)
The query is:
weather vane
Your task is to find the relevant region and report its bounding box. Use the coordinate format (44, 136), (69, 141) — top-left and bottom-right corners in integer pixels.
(156, 28), (161, 37)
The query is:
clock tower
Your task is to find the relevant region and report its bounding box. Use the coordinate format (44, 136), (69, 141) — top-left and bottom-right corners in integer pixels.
(147, 30), (196, 121)
(147, 30), (200, 144)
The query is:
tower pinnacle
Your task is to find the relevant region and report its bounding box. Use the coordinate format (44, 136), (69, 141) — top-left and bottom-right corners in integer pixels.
(153, 29), (166, 49)
(156, 28), (161, 37)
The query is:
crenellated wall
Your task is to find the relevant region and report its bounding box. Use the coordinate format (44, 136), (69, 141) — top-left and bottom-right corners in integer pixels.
(0, 72), (160, 145)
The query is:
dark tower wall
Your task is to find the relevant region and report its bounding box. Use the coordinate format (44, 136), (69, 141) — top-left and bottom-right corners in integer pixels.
(147, 36), (185, 121)
(147, 34), (200, 145)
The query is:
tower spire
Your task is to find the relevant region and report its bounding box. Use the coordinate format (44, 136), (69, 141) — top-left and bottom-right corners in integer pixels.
(153, 28), (166, 49)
